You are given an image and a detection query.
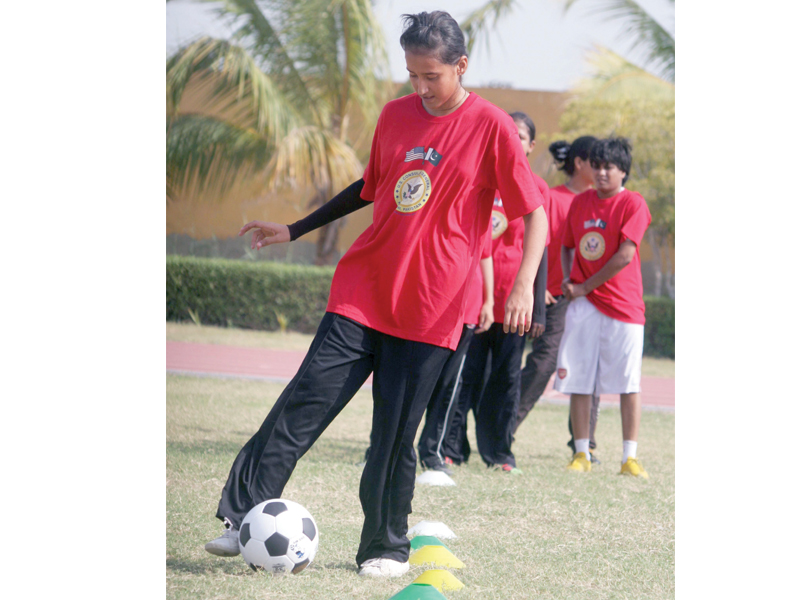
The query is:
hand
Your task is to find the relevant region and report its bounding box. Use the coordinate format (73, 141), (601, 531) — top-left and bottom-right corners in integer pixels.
(529, 321), (545, 338)
(503, 284), (533, 336)
(563, 281), (589, 301)
(239, 221), (290, 250)
(476, 302), (494, 333)
(545, 290), (556, 306)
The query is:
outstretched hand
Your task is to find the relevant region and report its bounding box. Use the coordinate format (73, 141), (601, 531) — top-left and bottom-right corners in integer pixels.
(239, 221), (290, 250)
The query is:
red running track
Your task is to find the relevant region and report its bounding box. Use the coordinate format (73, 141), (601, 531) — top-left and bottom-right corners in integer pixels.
(167, 341), (674, 411)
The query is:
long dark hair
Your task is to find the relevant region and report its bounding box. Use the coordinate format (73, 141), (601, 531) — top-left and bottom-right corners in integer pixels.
(400, 11), (468, 66)
(549, 136), (597, 176)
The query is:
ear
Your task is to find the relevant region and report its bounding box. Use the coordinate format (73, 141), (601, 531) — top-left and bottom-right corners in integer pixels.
(456, 55), (468, 76)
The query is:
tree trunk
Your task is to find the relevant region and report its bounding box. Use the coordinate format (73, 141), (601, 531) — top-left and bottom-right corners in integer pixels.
(647, 228), (664, 297)
(315, 220), (344, 265)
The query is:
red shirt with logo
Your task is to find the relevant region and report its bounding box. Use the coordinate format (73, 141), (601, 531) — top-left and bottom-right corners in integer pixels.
(326, 93), (544, 350)
(489, 175), (551, 322)
(546, 184), (579, 296)
(562, 188), (651, 324)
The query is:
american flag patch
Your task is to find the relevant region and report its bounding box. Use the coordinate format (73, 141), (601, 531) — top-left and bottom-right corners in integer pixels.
(405, 146), (424, 162)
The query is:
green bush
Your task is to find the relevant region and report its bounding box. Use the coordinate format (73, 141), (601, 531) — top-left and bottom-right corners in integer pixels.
(644, 295), (675, 359)
(167, 256), (335, 334)
(166, 256), (675, 358)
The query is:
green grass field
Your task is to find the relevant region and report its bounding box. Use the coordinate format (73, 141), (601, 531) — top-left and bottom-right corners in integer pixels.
(167, 373), (674, 600)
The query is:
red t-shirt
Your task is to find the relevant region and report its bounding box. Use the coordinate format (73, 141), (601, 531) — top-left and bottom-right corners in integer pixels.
(489, 175), (550, 322)
(326, 93), (544, 350)
(546, 184), (578, 296)
(463, 226), (493, 326)
(562, 188), (652, 324)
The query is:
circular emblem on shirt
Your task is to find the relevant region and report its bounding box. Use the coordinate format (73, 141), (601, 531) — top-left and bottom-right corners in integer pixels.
(491, 210), (508, 239)
(579, 231), (606, 261)
(394, 170), (432, 213)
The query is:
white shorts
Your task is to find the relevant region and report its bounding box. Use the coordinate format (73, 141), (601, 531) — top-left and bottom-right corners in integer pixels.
(554, 297), (644, 395)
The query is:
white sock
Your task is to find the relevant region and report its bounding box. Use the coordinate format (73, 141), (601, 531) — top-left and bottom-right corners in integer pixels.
(575, 438), (590, 458)
(622, 440), (637, 464)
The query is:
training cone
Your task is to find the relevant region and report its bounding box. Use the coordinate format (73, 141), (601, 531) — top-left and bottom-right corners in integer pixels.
(409, 536), (450, 552)
(413, 569), (465, 591)
(408, 520), (457, 539)
(388, 583), (448, 600)
(408, 545), (465, 568)
(415, 470), (456, 486)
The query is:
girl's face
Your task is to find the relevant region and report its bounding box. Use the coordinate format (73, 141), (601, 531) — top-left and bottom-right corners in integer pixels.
(405, 50), (468, 116)
(515, 121), (535, 156)
(592, 161), (626, 198)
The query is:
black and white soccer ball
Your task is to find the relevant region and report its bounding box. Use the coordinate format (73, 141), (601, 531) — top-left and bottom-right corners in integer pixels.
(239, 499), (319, 575)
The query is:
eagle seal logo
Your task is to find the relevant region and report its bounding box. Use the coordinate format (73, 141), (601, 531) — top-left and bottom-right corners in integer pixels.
(394, 170), (432, 213)
(491, 209), (508, 239)
(579, 231), (606, 261)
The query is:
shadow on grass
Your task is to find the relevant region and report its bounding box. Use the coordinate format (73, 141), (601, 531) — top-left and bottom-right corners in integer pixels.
(167, 556), (246, 576)
(321, 561), (360, 574)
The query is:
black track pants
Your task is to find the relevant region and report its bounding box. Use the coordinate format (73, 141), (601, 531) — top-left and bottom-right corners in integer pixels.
(416, 325), (475, 466)
(215, 313), (451, 565)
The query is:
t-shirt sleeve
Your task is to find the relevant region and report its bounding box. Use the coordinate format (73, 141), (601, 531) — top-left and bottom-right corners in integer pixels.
(491, 128), (543, 222)
(619, 194), (652, 247)
(561, 201), (576, 249)
(359, 109), (384, 202)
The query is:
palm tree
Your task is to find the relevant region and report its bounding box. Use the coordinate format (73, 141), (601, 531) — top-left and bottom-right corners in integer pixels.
(565, 0), (674, 82)
(167, 0), (393, 265)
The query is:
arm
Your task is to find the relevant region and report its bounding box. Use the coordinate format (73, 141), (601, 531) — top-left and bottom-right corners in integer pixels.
(476, 256), (494, 333)
(563, 240), (637, 300)
(530, 246), (548, 338)
(561, 245), (575, 294)
(238, 179), (369, 249)
(503, 205), (548, 335)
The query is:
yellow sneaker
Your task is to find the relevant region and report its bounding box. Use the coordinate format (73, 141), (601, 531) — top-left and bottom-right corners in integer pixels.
(620, 457), (649, 479)
(567, 452), (592, 472)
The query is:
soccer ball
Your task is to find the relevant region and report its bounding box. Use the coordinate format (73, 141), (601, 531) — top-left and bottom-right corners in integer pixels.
(239, 499), (319, 575)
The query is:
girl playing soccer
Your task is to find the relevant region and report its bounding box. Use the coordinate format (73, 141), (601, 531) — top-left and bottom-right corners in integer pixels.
(204, 11), (548, 577)
(515, 136), (602, 460)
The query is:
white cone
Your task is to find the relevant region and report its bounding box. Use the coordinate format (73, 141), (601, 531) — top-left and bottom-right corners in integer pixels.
(415, 470), (456, 486)
(408, 520), (457, 539)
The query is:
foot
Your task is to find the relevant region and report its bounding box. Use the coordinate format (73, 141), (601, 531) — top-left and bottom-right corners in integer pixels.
(620, 457), (649, 479)
(567, 452), (592, 472)
(422, 457), (454, 476)
(204, 519), (240, 556)
(357, 558), (410, 577)
(490, 463), (523, 475)
(589, 452), (601, 465)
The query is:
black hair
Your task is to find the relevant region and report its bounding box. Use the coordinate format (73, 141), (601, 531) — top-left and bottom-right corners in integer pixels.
(510, 111), (536, 141)
(589, 137), (632, 185)
(549, 136), (597, 176)
(400, 11), (468, 66)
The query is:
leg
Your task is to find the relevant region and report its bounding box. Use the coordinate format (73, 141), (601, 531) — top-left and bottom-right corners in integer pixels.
(516, 296), (569, 432)
(417, 326), (474, 468)
(215, 314), (374, 528)
(569, 394), (593, 441)
(475, 324), (526, 467)
(441, 330), (490, 464)
(356, 335), (451, 566)
(567, 392), (600, 452)
(620, 392), (641, 442)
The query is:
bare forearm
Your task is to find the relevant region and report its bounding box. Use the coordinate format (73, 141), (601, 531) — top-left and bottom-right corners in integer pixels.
(480, 257), (494, 306)
(583, 251), (632, 293)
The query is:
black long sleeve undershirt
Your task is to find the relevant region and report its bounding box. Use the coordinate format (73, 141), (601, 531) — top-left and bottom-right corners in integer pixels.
(533, 246), (548, 326)
(286, 179), (370, 241)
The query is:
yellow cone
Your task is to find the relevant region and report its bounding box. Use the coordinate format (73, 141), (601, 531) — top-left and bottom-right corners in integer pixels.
(413, 569), (465, 591)
(408, 545), (465, 568)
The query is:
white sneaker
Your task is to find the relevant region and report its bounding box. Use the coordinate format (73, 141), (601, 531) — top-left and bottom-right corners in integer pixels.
(357, 557), (410, 577)
(204, 518), (240, 557)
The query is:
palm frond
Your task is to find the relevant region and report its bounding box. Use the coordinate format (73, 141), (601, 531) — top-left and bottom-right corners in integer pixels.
(563, 0), (674, 81)
(266, 125), (363, 194)
(167, 114), (270, 196)
(460, 0), (519, 57)
(167, 37), (301, 141)
(574, 46), (673, 100)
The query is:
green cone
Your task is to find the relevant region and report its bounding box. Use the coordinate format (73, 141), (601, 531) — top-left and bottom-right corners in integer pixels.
(388, 583), (449, 600)
(409, 536), (450, 552)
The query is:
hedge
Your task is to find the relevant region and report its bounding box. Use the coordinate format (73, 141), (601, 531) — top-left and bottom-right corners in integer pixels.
(167, 256), (675, 358)
(167, 256), (335, 334)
